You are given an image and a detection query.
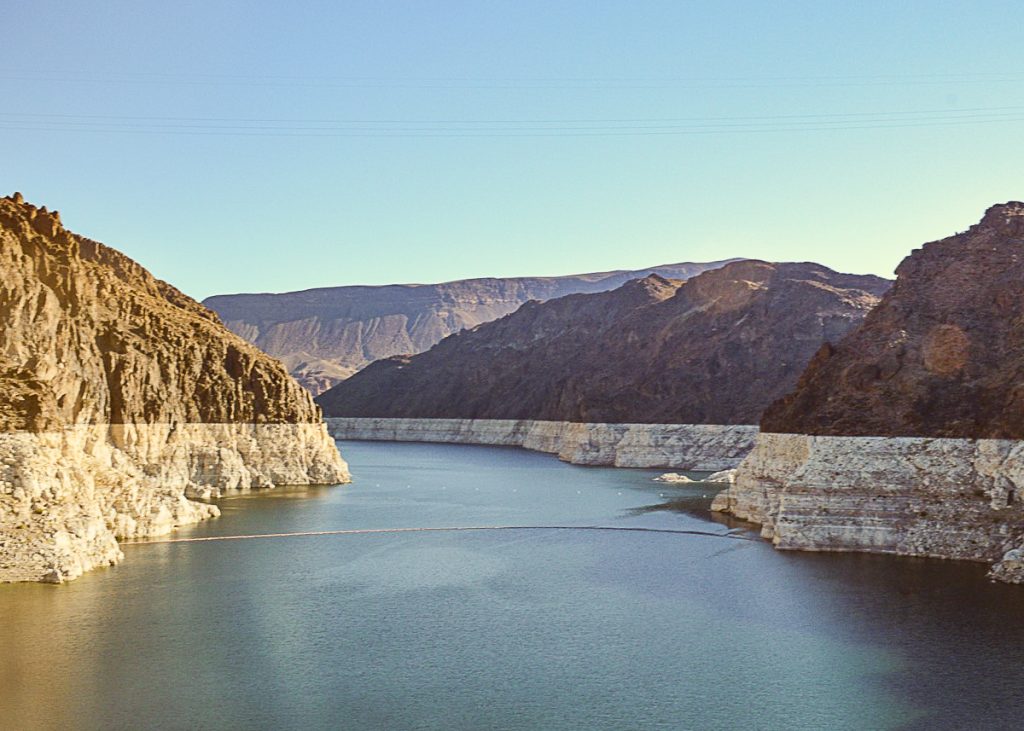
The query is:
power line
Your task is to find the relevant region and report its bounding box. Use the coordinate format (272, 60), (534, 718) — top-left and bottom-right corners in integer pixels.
(0, 113), (1021, 138)
(1, 103), (1023, 126)
(4, 69), (1024, 90)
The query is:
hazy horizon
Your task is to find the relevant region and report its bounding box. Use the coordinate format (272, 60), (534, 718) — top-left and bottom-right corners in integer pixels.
(200, 256), (757, 299)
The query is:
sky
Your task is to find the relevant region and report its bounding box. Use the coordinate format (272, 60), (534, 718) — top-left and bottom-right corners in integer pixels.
(2, 1), (1023, 300)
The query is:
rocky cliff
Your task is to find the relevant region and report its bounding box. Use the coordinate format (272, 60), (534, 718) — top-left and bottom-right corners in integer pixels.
(316, 260), (890, 425)
(0, 193), (349, 583)
(203, 259), (742, 394)
(762, 202), (1024, 439)
(712, 203), (1024, 582)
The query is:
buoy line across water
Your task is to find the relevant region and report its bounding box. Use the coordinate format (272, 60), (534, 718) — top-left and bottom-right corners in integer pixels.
(128, 525), (757, 545)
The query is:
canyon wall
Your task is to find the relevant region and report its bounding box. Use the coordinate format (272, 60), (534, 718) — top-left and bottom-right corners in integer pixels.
(318, 262), (890, 424)
(327, 417), (758, 470)
(0, 194), (348, 583)
(713, 203), (1024, 582)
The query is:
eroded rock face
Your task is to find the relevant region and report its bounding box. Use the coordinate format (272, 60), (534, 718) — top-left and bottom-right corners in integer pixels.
(317, 261), (889, 425)
(763, 202), (1024, 439)
(711, 433), (1024, 562)
(0, 194), (349, 583)
(715, 203), (1024, 582)
(203, 260), (744, 394)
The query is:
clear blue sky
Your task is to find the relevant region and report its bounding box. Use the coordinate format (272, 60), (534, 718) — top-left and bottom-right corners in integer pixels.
(3, 1), (1022, 299)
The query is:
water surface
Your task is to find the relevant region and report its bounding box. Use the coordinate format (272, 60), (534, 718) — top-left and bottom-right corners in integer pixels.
(4, 441), (1024, 730)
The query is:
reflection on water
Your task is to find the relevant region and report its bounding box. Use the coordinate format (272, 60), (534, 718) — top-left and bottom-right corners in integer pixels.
(625, 480), (754, 535)
(3, 441), (1024, 730)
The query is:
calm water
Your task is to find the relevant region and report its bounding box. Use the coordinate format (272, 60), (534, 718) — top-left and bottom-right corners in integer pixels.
(4, 441), (1024, 730)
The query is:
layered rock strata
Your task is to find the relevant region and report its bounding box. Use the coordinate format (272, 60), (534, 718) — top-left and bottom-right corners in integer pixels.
(327, 417), (757, 470)
(712, 203), (1024, 582)
(711, 434), (1024, 563)
(0, 194), (349, 583)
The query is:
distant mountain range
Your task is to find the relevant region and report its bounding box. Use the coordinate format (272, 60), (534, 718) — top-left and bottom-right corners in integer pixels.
(203, 259), (743, 394)
(316, 260), (891, 424)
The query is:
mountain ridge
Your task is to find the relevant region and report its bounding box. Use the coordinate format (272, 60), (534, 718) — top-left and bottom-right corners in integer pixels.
(317, 259), (891, 424)
(203, 258), (745, 393)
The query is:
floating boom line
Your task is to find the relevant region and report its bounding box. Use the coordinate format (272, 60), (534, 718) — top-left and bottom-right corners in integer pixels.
(128, 524), (756, 545)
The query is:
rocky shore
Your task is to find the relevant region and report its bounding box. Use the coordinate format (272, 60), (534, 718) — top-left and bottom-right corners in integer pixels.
(711, 433), (1024, 577)
(2, 423), (345, 583)
(712, 203), (1024, 582)
(0, 194), (348, 583)
(327, 417), (757, 470)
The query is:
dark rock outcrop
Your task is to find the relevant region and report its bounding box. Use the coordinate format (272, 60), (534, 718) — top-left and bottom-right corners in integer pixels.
(763, 202), (1024, 438)
(316, 260), (890, 424)
(0, 196), (331, 431)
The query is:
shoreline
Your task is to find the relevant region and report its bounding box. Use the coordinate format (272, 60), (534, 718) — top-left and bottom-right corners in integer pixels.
(325, 417), (758, 471)
(711, 432), (1024, 582)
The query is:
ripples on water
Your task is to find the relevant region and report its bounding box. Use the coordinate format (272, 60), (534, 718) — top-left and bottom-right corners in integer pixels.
(3, 441), (1024, 730)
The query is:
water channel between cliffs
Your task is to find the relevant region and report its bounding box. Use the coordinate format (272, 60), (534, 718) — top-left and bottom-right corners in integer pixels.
(4, 440), (1024, 731)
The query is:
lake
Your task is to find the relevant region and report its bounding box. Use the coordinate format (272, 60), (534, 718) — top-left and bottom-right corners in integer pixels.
(3, 440), (1024, 730)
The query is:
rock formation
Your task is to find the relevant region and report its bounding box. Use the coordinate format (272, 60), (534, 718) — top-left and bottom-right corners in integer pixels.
(316, 260), (890, 425)
(762, 202), (1024, 439)
(654, 473), (696, 483)
(203, 259), (743, 394)
(712, 203), (1024, 582)
(0, 193), (349, 583)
